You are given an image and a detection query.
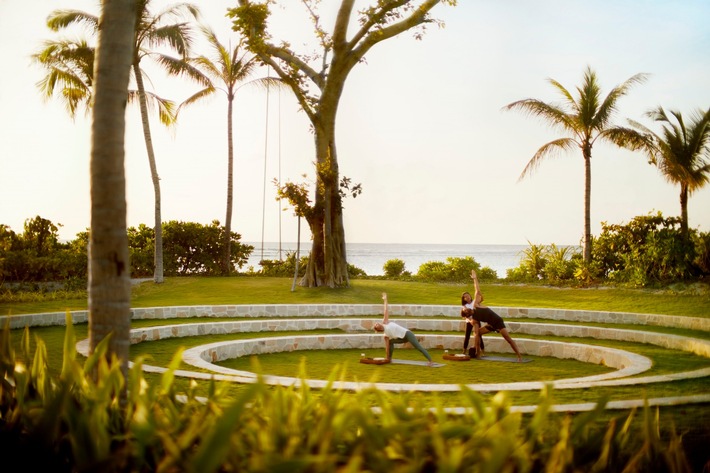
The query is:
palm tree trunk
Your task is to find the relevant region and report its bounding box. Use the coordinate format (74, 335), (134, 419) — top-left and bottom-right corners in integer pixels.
(89, 0), (135, 380)
(223, 96), (235, 275)
(680, 184), (689, 238)
(133, 62), (164, 283)
(583, 147), (592, 263)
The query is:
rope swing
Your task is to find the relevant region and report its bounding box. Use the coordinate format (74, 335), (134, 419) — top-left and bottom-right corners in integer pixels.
(260, 67), (270, 262)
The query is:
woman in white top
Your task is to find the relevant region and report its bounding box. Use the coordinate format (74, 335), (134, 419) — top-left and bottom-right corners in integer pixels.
(373, 292), (434, 366)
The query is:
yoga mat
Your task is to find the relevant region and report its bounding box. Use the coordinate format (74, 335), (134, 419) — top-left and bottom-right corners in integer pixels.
(475, 355), (533, 363)
(391, 359), (446, 368)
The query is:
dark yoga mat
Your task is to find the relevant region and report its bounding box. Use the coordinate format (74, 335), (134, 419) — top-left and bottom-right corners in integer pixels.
(475, 355), (532, 363)
(360, 358), (446, 367)
(391, 359), (446, 368)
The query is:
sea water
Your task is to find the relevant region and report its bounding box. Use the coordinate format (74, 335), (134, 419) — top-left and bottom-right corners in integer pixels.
(244, 242), (530, 277)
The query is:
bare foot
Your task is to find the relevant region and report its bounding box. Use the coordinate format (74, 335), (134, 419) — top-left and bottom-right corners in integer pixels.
(427, 361), (435, 367)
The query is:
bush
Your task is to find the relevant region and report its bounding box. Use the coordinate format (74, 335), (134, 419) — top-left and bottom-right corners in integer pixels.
(694, 232), (710, 274)
(348, 263), (367, 278)
(258, 255), (366, 279)
(258, 251), (309, 277)
(416, 257), (497, 282)
(507, 243), (580, 283)
(593, 212), (700, 286)
(383, 258), (406, 278)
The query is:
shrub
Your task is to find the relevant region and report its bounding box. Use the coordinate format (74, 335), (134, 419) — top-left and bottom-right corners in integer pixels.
(508, 242), (580, 282)
(694, 232), (710, 274)
(258, 251), (308, 277)
(383, 258), (406, 278)
(416, 257), (497, 282)
(593, 212), (700, 286)
(348, 263), (367, 278)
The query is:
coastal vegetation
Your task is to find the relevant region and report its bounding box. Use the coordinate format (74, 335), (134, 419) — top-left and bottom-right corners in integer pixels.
(2, 211), (708, 293)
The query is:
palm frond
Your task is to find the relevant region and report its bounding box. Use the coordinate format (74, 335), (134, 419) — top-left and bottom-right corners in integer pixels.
(46, 9), (99, 33)
(687, 108), (710, 161)
(627, 119), (663, 164)
(577, 66), (602, 128)
(546, 78), (576, 109)
(148, 91), (176, 128)
(519, 138), (578, 181)
(33, 38), (94, 118)
(190, 56), (222, 79)
(642, 106), (710, 193)
(145, 23), (193, 57)
(598, 126), (656, 154)
(153, 54), (211, 87)
(502, 99), (575, 133)
(177, 87), (217, 114)
(593, 71), (648, 131)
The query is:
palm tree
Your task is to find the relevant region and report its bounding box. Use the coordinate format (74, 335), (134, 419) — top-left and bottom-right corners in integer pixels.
(179, 26), (280, 275)
(45, 0), (204, 283)
(503, 66), (651, 263)
(631, 107), (710, 237)
(89, 0), (135, 378)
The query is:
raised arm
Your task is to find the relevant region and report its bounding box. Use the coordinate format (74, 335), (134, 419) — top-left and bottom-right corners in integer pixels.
(470, 270), (484, 307)
(381, 292), (389, 324)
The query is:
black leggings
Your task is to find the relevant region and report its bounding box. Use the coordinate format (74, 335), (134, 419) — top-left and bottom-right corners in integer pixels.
(463, 323), (484, 354)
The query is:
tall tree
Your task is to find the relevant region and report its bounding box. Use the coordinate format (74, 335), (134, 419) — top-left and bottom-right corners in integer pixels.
(89, 0), (136, 378)
(45, 0), (204, 284)
(179, 26), (280, 275)
(230, 0), (457, 288)
(631, 107), (710, 237)
(503, 66), (651, 263)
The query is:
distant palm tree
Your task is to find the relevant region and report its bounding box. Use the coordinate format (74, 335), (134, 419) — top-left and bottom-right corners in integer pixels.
(179, 26), (281, 275)
(631, 107), (710, 237)
(503, 66), (652, 263)
(45, 0), (204, 283)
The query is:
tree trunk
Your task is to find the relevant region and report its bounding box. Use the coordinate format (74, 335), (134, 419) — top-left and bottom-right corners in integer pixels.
(222, 95), (235, 275)
(583, 146), (592, 263)
(299, 120), (349, 287)
(680, 184), (689, 238)
(89, 0), (135, 380)
(133, 62), (164, 283)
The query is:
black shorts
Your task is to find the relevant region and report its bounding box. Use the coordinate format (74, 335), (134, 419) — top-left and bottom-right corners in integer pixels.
(482, 324), (501, 333)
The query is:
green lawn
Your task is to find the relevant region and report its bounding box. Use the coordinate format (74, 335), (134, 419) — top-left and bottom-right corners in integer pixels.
(3, 276), (710, 317)
(3, 277), (709, 408)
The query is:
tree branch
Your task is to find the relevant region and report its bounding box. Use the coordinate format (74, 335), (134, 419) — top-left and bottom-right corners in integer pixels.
(332, 0), (356, 53)
(347, 0), (443, 72)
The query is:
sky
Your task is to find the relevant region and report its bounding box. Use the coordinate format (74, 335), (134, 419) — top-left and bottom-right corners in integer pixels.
(1, 0), (709, 247)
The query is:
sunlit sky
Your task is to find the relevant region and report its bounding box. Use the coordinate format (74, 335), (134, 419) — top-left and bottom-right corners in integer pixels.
(1, 0), (709, 247)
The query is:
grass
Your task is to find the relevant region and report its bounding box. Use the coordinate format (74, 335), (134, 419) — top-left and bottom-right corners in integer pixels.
(2, 276), (710, 317)
(4, 276), (708, 441)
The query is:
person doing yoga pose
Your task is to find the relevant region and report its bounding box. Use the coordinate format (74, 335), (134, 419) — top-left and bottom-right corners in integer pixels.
(461, 296), (486, 357)
(373, 292), (434, 366)
(464, 270), (523, 362)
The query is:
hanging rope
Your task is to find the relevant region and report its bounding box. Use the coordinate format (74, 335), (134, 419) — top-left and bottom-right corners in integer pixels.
(278, 87), (282, 261)
(260, 66), (270, 262)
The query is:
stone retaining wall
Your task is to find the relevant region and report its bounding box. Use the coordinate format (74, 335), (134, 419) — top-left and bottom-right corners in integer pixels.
(3, 304), (709, 332)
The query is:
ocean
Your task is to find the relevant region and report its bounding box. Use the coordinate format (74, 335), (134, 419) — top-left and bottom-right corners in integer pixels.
(244, 242), (530, 278)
